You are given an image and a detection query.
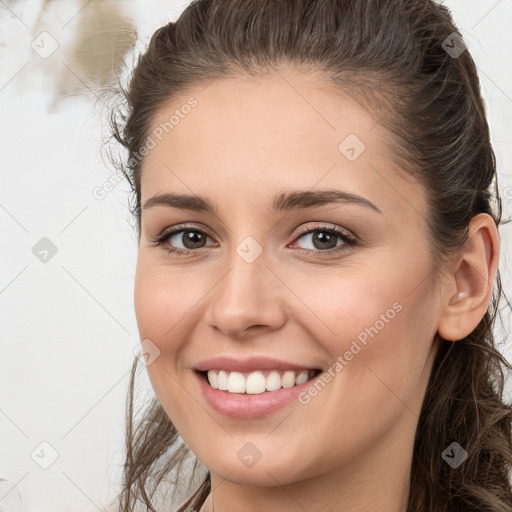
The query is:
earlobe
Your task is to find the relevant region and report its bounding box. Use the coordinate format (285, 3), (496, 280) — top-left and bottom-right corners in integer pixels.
(437, 213), (500, 342)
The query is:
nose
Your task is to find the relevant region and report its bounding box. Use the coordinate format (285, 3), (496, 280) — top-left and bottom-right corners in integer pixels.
(204, 244), (287, 339)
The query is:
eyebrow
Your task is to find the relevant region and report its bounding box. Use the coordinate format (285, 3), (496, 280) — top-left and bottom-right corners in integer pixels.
(141, 189), (382, 215)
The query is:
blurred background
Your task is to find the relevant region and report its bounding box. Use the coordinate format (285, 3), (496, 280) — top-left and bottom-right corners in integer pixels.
(0, 0), (511, 511)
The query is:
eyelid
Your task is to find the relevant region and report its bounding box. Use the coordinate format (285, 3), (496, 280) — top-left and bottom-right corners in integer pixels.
(154, 222), (214, 240)
(293, 222), (355, 239)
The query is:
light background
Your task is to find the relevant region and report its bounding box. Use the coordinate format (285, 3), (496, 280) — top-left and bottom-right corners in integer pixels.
(1, 1), (511, 511)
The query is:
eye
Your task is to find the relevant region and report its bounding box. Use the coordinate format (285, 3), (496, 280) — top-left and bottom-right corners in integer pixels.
(289, 224), (357, 255)
(150, 224), (216, 255)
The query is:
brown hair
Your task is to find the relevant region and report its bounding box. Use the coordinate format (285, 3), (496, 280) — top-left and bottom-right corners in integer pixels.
(108, 0), (512, 510)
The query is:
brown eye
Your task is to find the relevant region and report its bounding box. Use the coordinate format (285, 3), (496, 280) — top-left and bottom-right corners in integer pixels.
(152, 226), (216, 254)
(289, 225), (357, 254)
(171, 230), (209, 250)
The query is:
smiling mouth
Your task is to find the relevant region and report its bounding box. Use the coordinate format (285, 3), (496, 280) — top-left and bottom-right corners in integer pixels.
(196, 368), (322, 395)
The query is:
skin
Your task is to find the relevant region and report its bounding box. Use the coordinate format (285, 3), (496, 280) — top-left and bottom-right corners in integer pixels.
(133, 66), (500, 512)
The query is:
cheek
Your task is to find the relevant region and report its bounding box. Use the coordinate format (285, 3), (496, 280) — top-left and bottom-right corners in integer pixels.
(288, 263), (411, 346)
(133, 263), (195, 427)
(133, 263), (188, 390)
(289, 255), (437, 403)
(134, 260), (194, 343)
(133, 259), (214, 409)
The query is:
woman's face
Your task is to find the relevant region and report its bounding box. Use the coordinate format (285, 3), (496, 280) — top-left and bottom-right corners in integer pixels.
(134, 67), (444, 487)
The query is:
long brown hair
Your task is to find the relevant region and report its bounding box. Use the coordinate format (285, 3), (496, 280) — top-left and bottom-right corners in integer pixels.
(108, 1), (512, 510)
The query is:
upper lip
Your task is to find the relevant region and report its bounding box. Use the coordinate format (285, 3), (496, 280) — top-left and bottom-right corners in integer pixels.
(194, 356), (319, 373)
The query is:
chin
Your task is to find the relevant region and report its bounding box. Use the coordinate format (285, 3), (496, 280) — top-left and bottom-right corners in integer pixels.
(203, 446), (314, 487)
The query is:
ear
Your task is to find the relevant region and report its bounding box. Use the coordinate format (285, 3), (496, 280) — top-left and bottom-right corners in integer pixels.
(437, 213), (500, 342)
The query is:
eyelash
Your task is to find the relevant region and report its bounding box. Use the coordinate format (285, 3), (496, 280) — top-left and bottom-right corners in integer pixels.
(150, 223), (357, 257)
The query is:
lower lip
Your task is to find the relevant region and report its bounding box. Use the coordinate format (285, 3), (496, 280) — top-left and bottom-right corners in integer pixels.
(194, 370), (318, 419)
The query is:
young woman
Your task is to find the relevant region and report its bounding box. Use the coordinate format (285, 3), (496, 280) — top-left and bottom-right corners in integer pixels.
(109, 0), (512, 510)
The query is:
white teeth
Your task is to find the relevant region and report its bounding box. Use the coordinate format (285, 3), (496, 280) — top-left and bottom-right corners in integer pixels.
(246, 371), (267, 394)
(266, 371), (281, 391)
(217, 370), (228, 390)
(207, 370), (218, 389)
(227, 372), (246, 393)
(281, 371), (296, 388)
(206, 369), (314, 394)
(295, 371), (309, 385)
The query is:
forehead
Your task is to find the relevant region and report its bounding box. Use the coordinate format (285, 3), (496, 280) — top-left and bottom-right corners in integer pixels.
(140, 68), (427, 219)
